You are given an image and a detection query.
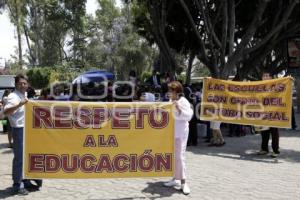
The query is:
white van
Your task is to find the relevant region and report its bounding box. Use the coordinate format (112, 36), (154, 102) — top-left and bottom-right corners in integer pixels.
(0, 75), (15, 99)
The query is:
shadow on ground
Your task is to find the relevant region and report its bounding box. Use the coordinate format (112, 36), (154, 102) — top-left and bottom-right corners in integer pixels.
(141, 181), (182, 199)
(88, 197), (148, 200)
(188, 131), (300, 163)
(277, 130), (300, 137)
(0, 187), (15, 199)
(1, 148), (13, 154)
(0, 142), (12, 150)
(84, 182), (183, 200)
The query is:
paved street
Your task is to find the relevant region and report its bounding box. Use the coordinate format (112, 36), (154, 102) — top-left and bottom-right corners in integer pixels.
(1, 118), (300, 200)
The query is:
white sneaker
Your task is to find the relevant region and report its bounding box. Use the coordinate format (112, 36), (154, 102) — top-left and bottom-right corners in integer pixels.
(181, 183), (190, 195)
(163, 179), (181, 187)
(256, 150), (268, 155)
(271, 152), (279, 158)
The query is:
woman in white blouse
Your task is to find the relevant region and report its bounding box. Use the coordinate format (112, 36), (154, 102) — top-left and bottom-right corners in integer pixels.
(163, 81), (193, 195)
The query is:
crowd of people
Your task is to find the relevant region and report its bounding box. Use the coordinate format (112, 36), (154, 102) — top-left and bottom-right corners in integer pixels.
(0, 70), (297, 196)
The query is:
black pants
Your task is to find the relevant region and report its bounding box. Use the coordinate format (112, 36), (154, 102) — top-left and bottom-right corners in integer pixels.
(187, 116), (198, 146)
(291, 106), (297, 130)
(229, 124), (245, 137)
(261, 128), (280, 154)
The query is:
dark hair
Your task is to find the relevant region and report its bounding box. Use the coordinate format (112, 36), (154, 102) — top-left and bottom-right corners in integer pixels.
(27, 86), (36, 98)
(114, 83), (133, 102)
(40, 88), (49, 97)
(168, 81), (183, 94)
(261, 71), (274, 80)
(129, 70), (136, 77)
(15, 74), (28, 84)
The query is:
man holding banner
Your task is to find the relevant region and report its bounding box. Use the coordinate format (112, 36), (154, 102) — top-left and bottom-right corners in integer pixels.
(4, 74), (41, 195)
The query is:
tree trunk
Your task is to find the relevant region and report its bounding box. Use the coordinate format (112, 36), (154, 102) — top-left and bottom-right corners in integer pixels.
(59, 41), (69, 62)
(15, 0), (22, 69)
(35, 2), (42, 66)
(23, 25), (36, 66)
(17, 24), (22, 68)
(186, 51), (195, 85)
(228, 0), (235, 57)
(222, 1), (268, 78)
(147, 1), (178, 77)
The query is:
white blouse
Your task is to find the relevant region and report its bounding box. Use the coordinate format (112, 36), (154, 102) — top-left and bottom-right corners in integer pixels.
(4, 90), (26, 128)
(173, 97), (194, 138)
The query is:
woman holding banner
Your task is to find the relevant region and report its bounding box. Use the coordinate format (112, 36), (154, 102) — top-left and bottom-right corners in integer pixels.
(163, 81), (193, 195)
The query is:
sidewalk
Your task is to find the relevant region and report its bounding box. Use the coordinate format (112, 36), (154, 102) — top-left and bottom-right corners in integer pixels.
(1, 115), (300, 200)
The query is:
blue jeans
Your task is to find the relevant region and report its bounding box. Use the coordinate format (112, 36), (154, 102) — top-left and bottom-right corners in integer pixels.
(11, 127), (24, 189)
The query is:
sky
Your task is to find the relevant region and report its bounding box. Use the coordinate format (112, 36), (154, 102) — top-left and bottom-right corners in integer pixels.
(0, 10), (15, 63)
(0, 0), (99, 63)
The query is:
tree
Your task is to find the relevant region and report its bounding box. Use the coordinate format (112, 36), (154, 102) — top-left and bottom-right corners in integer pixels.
(23, 0), (87, 67)
(26, 68), (50, 89)
(38, 0), (69, 66)
(85, 0), (157, 79)
(95, 0), (123, 72)
(132, 0), (180, 76)
(1, 0), (157, 79)
(63, 0), (87, 67)
(115, 25), (155, 79)
(3, 0), (27, 68)
(133, 0), (300, 80)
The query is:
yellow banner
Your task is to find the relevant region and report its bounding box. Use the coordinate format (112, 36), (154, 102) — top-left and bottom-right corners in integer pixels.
(24, 101), (174, 179)
(200, 77), (293, 128)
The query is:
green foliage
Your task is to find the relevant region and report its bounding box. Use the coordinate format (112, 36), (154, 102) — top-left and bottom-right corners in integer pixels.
(131, 0), (300, 79)
(16, 0), (88, 67)
(64, 0), (87, 67)
(114, 26), (156, 80)
(132, 0), (199, 54)
(49, 64), (80, 83)
(2, 0), (300, 82)
(140, 71), (151, 83)
(5, 60), (26, 75)
(96, 0), (120, 30)
(131, 1), (153, 44)
(86, 0), (157, 79)
(26, 68), (51, 89)
(26, 64), (81, 89)
(3, 0), (158, 82)
(192, 62), (211, 78)
(177, 74), (186, 84)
